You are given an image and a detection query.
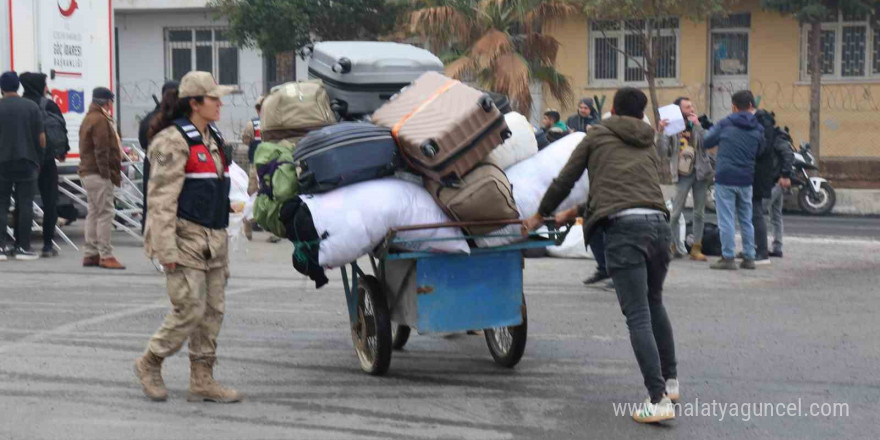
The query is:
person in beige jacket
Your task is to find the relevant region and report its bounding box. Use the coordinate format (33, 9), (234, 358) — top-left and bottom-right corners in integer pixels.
(134, 71), (241, 403)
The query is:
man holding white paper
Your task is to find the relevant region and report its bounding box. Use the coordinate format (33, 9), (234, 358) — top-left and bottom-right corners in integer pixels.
(657, 97), (715, 261)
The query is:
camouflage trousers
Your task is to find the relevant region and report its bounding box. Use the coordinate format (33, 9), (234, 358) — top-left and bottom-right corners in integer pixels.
(149, 265), (227, 361)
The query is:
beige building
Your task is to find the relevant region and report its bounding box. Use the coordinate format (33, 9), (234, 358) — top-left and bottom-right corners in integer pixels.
(544, 0), (880, 185)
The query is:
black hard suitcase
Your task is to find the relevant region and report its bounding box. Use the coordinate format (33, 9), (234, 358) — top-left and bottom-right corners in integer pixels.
(293, 122), (399, 194)
(486, 92), (512, 114)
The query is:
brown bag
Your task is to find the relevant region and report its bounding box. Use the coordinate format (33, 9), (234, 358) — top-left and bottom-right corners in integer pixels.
(371, 72), (510, 184)
(424, 164), (520, 235)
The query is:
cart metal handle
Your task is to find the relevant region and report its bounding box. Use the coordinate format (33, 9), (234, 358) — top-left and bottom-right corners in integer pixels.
(389, 218), (554, 233)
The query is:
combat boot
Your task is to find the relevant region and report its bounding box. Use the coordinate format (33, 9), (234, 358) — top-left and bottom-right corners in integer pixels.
(133, 350), (167, 401)
(689, 243), (708, 262)
(187, 357), (242, 403)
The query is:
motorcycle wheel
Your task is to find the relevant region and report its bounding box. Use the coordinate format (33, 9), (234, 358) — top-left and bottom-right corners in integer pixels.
(798, 182), (836, 215)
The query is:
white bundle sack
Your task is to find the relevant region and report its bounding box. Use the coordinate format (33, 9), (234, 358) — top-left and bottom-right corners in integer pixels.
(301, 178), (470, 268)
(484, 112), (538, 170)
(475, 133), (590, 248)
(508, 132), (589, 217)
(546, 223), (594, 259)
(227, 162), (252, 251)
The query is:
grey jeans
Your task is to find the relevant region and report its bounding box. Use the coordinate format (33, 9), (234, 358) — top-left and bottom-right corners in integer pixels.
(669, 172), (709, 254)
(764, 183), (784, 253)
(604, 214), (677, 403)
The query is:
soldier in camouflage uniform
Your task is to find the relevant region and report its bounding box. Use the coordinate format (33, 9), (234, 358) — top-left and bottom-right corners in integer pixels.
(134, 71), (241, 403)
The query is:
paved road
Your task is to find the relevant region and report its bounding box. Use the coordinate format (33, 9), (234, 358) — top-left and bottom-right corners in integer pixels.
(1, 226), (878, 439)
(682, 209), (879, 239)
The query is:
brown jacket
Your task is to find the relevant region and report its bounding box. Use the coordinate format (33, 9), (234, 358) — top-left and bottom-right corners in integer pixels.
(79, 102), (122, 185)
(538, 116), (669, 239)
(145, 125), (228, 271)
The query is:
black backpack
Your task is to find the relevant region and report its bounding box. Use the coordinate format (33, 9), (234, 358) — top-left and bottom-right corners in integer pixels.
(39, 98), (69, 159)
(685, 221), (722, 256)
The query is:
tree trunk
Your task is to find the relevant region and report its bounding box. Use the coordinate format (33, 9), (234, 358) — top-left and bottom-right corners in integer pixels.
(647, 73), (661, 131)
(643, 29), (668, 183)
(808, 18), (822, 163)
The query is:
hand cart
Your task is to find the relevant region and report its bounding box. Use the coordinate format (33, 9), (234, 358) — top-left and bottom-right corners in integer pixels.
(339, 219), (570, 375)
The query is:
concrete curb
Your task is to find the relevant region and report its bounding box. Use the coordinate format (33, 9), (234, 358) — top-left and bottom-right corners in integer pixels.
(661, 185), (880, 216)
(833, 189), (880, 216)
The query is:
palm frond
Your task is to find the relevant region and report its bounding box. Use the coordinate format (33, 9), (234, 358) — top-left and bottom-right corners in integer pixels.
(492, 53), (532, 114)
(522, 33), (560, 65)
(409, 6), (471, 46)
(525, 1), (581, 30)
(445, 55), (477, 79)
(530, 64), (574, 109)
(471, 28), (513, 68)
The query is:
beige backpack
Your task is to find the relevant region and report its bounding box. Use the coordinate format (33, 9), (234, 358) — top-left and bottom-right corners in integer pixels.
(260, 80), (336, 132)
(677, 137), (696, 176)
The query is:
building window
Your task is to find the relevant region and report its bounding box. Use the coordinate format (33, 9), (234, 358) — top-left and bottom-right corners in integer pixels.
(165, 28), (239, 85)
(589, 18), (680, 85)
(801, 9), (880, 80)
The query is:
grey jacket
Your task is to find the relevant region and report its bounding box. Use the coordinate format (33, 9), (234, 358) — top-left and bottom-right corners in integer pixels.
(657, 124), (715, 182)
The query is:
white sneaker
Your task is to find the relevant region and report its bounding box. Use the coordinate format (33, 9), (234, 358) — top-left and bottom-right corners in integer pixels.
(755, 258), (772, 266)
(633, 395), (676, 423)
(666, 378), (680, 402)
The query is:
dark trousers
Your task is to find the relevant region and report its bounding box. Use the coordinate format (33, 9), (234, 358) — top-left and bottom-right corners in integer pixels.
(752, 195), (768, 260)
(588, 228), (607, 274)
(604, 214), (677, 403)
(0, 178), (36, 250)
(38, 159), (59, 250)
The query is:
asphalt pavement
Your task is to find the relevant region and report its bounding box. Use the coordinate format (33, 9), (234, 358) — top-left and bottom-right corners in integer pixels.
(683, 209), (879, 239)
(0, 223), (878, 439)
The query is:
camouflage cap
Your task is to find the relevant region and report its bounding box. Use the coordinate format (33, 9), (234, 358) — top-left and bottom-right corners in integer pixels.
(178, 71), (236, 98)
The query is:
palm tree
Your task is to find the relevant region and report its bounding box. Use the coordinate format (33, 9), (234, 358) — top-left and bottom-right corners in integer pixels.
(408, 0), (577, 115)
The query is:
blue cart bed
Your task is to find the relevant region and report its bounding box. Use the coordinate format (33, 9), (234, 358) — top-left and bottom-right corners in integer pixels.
(339, 220), (570, 375)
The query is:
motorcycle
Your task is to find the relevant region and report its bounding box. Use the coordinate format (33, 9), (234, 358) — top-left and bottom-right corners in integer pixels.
(791, 142), (836, 215)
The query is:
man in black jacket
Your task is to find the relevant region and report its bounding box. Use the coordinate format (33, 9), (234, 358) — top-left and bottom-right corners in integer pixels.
(0, 71), (45, 260)
(751, 110), (793, 265)
(20, 72), (69, 257)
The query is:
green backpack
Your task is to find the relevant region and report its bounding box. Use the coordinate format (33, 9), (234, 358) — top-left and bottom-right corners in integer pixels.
(253, 140), (298, 238)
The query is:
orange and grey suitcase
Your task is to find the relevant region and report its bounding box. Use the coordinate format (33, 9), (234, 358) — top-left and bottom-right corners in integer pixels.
(371, 71), (510, 184)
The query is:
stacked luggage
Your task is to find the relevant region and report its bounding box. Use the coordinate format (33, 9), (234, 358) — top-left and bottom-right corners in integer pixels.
(251, 41), (590, 288)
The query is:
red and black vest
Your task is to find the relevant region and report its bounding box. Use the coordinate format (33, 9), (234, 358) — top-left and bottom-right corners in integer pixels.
(247, 117), (262, 163)
(173, 118), (231, 229)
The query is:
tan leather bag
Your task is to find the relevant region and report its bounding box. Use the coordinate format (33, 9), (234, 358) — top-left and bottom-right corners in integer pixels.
(424, 164), (520, 235)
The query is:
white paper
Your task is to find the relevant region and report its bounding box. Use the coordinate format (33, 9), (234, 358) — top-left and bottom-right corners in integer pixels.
(659, 104), (685, 136)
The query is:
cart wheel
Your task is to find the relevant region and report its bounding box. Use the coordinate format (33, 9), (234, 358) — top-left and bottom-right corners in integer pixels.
(350, 275), (392, 376)
(391, 324), (411, 350)
(485, 299), (528, 368)
(485, 324), (527, 368)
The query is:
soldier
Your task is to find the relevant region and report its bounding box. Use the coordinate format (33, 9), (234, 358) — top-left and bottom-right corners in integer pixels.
(134, 71), (241, 403)
(240, 96), (263, 240)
